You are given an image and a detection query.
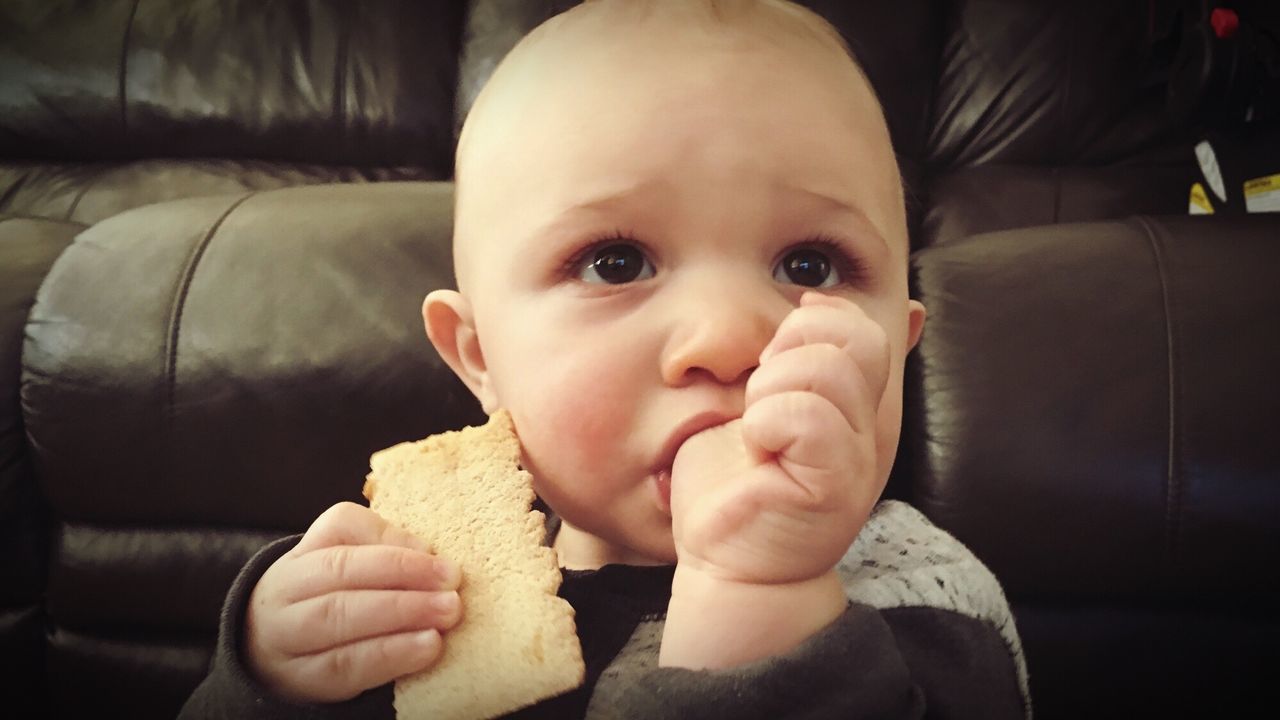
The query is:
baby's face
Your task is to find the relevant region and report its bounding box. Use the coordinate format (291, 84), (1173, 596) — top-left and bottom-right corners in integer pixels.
(434, 13), (924, 567)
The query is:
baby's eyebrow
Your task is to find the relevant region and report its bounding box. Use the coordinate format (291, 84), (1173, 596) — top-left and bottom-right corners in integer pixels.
(525, 180), (669, 244)
(526, 178), (892, 256)
(776, 182), (891, 255)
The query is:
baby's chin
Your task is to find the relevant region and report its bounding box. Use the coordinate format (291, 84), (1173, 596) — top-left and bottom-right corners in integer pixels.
(620, 528), (678, 567)
(552, 512), (677, 569)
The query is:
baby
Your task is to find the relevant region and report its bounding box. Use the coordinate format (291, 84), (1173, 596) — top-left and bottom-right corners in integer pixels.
(182, 1), (1028, 717)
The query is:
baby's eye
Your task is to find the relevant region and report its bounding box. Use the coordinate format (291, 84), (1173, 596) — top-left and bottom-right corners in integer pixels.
(578, 243), (655, 284)
(773, 247), (840, 288)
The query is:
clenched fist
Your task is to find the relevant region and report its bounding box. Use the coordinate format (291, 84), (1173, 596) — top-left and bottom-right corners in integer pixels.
(669, 291), (890, 585)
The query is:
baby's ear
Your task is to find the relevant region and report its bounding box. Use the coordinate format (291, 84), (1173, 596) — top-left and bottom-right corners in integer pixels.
(423, 290), (498, 413)
(906, 299), (927, 353)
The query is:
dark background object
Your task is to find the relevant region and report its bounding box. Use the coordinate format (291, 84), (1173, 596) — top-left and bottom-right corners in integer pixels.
(2, 1), (1278, 718)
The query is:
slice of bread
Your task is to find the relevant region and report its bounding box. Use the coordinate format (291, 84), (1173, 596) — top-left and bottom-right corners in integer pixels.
(363, 410), (584, 719)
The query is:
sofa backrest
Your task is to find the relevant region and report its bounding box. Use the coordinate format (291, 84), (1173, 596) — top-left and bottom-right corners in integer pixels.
(3, 1), (1277, 718)
(4, 0), (1199, 230)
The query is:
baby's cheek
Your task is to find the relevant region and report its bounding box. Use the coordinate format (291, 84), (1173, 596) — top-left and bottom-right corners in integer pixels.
(872, 371), (905, 486)
(512, 356), (639, 487)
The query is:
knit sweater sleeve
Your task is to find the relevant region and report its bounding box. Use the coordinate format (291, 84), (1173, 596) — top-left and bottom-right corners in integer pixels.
(590, 600), (1022, 720)
(586, 500), (1030, 720)
(177, 534), (395, 720)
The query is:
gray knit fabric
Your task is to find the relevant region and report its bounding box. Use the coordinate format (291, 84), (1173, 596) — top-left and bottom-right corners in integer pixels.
(590, 619), (665, 706)
(586, 500), (1032, 719)
(838, 500), (1032, 718)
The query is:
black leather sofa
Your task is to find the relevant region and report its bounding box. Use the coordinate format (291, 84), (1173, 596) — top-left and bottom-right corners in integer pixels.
(3, 1), (1278, 718)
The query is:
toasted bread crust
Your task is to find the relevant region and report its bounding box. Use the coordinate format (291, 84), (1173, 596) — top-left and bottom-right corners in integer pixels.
(365, 410), (584, 719)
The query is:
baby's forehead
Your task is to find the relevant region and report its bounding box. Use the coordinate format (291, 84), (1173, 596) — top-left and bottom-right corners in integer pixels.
(459, 0), (871, 146)
(452, 1), (904, 286)
(592, 4), (849, 86)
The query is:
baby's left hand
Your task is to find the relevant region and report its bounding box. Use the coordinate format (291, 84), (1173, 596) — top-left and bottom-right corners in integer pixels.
(670, 291), (889, 585)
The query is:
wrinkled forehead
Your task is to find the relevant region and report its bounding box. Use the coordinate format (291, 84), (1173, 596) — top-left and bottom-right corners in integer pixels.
(451, 0), (902, 292)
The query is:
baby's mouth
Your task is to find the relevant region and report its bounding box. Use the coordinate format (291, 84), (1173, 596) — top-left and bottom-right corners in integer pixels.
(652, 411), (741, 516)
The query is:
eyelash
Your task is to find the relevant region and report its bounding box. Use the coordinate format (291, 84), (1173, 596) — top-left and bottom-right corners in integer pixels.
(560, 229), (869, 287)
(789, 233), (869, 287)
(558, 228), (648, 280)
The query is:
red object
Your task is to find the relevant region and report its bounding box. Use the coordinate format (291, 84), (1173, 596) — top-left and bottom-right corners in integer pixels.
(1211, 8), (1240, 39)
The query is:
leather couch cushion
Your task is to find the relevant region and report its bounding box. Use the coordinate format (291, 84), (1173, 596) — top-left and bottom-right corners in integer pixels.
(927, 0), (1187, 166)
(43, 524), (286, 718)
(1, 160), (438, 225)
(47, 627), (213, 719)
(906, 216), (1280, 717)
(24, 182), (485, 530)
(907, 216), (1280, 600)
(1014, 602), (1277, 718)
(22, 182), (489, 716)
(2, 216), (80, 600)
(48, 524), (284, 632)
(921, 163), (1196, 248)
(1, 215), (83, 718)
(1, 0), (466, 170)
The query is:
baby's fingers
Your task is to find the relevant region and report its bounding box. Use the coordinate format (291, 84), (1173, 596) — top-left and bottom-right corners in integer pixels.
(294, 502), (429, 555)
(745, 342), (872, 435)
(281, 544), (460, 604)
(760, 292), (890, 403)
(742, 391), (865, 502)
(264, 589), (463, 658)
(271, 628), (446, 704)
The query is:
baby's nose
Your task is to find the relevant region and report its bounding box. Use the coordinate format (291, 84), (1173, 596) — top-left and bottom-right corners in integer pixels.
(659, 285), (785, 387)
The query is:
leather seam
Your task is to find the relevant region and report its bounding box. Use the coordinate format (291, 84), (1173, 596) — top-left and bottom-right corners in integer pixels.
(1058, 5), (1073, 166)
(0, 168), (32, 211)
(920, 7), (945, 167)
(334, 5), (350, 140)
(119, 0), (142, 141)
(1134, 216), (1182, 567)
(0, 213), (87, 227)
(164, 193), (256, 451)
(64, 165), (111, 223)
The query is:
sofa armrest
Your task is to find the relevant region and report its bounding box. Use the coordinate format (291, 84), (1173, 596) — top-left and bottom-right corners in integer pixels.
(0, 215), (82, 716)
(903, 215), (1280, 716)
(20, 182), (483, 717)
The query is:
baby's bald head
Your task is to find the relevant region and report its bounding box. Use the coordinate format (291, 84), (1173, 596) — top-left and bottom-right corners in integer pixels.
(424, 2), (925, 568)
(451, 0), (901, 299)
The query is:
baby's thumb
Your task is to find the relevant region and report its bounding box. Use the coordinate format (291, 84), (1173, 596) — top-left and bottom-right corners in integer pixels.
(671, 420), (754, 489)
(295, 501), (431, 555)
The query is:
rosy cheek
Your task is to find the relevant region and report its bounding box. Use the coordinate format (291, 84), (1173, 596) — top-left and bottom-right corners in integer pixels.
(510, 348), (642, 488)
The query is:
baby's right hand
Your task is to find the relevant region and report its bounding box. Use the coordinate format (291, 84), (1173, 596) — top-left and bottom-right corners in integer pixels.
(245, 502), (463, 703)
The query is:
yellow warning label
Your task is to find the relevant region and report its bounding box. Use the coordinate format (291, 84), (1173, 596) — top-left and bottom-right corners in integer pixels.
(1189, 182), (1214, 215)
(1244, 173), (1280, 213)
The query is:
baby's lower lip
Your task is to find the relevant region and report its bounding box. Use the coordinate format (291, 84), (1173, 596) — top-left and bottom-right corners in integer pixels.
(654, 469), (672, 515)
